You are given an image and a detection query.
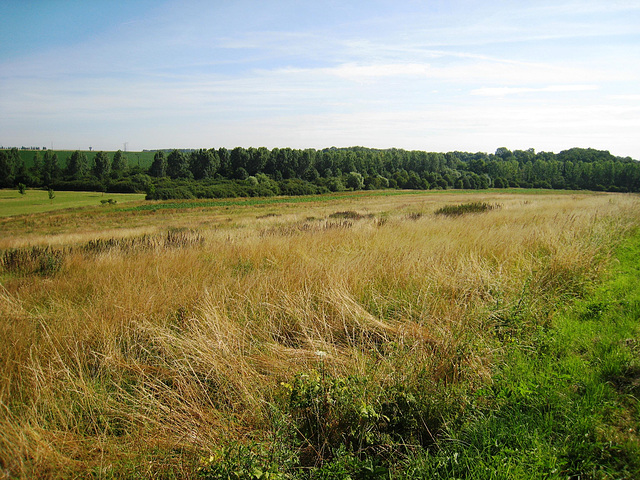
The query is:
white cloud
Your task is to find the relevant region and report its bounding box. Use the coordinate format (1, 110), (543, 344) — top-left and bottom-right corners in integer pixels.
(324, 63), (431, 80)
(608, 94), (640, 101)
(471, 84), (599, 97)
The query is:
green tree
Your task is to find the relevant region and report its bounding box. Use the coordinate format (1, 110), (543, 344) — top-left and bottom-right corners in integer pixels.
(42, 150), (60, 185)
(92, 151), (111, 179)
(345, 171), (365, 190)
(65, 150), (89, 179)
(166, 149), (191, 179)
(495, 147), (513, 159)
(231, 147), (250, 179)
(149, 150), (167, 177)
(247, 147), (270, 175)
(190, 148), (220, 179)
(218, 147), (231, 176)
(111, 150), (127, 176)
(48, 188), (55, 203)
(297, 148), (316, 178)
(18, 183), (26, 195)
(0, 150), (13, 187)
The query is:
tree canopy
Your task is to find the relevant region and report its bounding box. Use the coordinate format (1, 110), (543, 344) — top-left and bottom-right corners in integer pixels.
(2, 146), (639, 198)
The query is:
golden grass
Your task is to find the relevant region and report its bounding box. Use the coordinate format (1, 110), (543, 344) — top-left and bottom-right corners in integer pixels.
(1, 191), (639, 477)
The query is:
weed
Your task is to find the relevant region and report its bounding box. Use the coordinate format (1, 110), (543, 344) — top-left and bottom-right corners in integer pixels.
(198, 443), (290, 480)
(0, 245), (66, 275)
(328, 211), (373, 220)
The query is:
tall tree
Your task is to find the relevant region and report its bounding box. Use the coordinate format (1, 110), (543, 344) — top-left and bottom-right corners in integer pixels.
(149, 150), (167, 177)
(111, 150), (127, 175)
(30, 152), (43, 184)
(65, 150), (89, 179)
(92, 151), (111, 180)
(246, 147), (269, 176)
(217, 147), (231, 177)
(189, 149), (220, 179)
(166, 149), (190, 179)
(0, 150), (13, 187)
(230, 147), (250, 179)
(42, 150), (60, 185)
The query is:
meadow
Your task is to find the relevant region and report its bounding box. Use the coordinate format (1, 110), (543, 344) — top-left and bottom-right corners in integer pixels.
(0, 190), (639, 479)
(0, 189), (145, 217)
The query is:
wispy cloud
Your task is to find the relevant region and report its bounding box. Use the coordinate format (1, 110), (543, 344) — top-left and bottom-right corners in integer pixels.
(1, 0), (639, 158)
(472, 85), (599, 97)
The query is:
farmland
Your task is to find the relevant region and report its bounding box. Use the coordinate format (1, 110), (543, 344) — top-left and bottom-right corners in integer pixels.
(0, 189), (146, 218)
(14, 150), (156, 171)
(1, 190), (639, 479)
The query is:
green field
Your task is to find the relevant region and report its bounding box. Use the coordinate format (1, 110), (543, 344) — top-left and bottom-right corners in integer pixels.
(0, 189), (146, 217)
(10, 149), (157, 170)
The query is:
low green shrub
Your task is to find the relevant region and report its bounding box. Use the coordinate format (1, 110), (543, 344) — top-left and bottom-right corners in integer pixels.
(434, 202), (501, 216)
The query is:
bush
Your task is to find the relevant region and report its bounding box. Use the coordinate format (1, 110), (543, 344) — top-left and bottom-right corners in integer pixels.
(1, 246), (65, 276)
(148, 186), (196, 200)
(278, 179), (326, 196)
(279, 371), (442, 466)
(434, 202), (501, 216)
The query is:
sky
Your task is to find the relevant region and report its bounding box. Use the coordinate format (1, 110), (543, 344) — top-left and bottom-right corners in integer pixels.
(1, 0), (639, 159)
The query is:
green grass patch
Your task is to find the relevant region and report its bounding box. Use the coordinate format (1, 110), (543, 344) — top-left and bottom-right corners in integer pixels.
(121, 190), (422, 213)
(399, 231), (640, 479)
(0, 189), (145, 217)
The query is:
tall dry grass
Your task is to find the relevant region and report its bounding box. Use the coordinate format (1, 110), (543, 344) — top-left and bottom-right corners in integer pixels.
(1, 192), (639, 478)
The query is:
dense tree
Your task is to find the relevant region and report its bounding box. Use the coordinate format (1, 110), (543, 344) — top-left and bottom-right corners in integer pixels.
(166, 149), (191, 179)
(190, 149), (220, 179)
(111, 150), (127, 175)
(0, 150), (12, 187)
(217, 147), (231, 177)
(230, 147), (250, 179)
(65, 150), (89, 179)
(92, 151), (111, 179)
(2, 145), (640, 198)
(345, 171), (365, 190)
(42, 150), (60, 185)
(149, 151), (167, 177)
(247, 147), (270, 176)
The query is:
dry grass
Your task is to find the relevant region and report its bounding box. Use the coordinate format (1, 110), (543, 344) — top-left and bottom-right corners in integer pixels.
(1, 191), (639, 478)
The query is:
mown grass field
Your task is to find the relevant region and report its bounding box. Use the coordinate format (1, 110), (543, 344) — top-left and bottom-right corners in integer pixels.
(0, 189), (146, 217)
(0, 190), (639, 479)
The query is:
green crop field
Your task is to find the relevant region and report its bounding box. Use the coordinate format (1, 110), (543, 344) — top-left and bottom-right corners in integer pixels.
(8, 149), (157, 170)
(0, 188), (146, 217)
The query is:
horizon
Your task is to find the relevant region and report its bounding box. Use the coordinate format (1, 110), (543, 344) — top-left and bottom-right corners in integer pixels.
(1, 1), (639, 159)
(1, 144), (637, 162)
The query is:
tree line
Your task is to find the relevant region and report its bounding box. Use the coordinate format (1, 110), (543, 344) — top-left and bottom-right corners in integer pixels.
(1, 146), (639, 199)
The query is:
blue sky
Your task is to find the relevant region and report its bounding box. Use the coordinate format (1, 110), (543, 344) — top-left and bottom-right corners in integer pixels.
(1, 0), (639, 158)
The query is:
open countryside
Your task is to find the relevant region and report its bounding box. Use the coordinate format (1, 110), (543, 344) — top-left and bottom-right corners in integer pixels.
(2, 1), (640, 478)
(1, 189), (639, 478)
